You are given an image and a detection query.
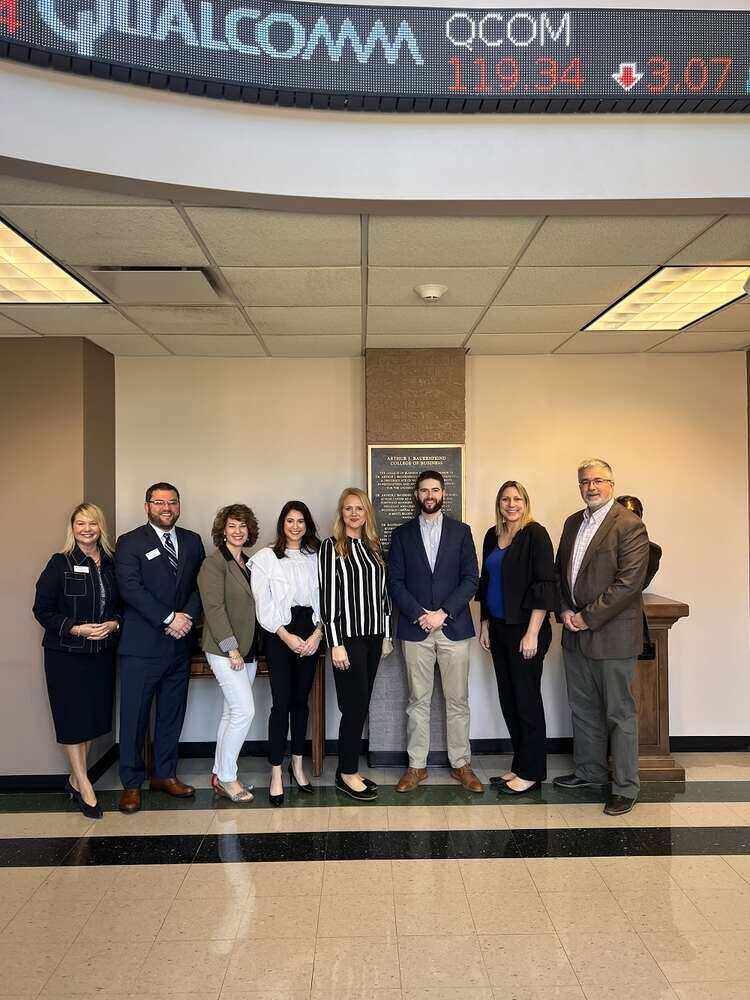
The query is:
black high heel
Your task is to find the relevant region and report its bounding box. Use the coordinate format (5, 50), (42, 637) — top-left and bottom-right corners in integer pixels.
(67, 776), (103, 818)
(288, 763), (314, 794)
(269, 789), (285, 806)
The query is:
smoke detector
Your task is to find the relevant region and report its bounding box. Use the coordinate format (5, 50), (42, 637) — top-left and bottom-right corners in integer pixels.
(414, 283), (448, 303)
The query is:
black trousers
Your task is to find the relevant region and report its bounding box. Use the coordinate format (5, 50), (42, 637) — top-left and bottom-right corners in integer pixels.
(118, 653), (190, 789)
(333, 635), (382, 774)
(488, 618), (549, 782)
(264, 607), (318, 766)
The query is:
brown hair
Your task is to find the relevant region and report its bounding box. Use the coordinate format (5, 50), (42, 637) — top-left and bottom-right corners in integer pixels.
(332, 487), (383, 563)
(495, 481), (534, 536)
(211, 504), (259, 549)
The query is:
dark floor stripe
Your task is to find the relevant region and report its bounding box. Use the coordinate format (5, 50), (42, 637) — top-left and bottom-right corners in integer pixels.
(3, 780), (750, 814)
(2, 826), (750, 867)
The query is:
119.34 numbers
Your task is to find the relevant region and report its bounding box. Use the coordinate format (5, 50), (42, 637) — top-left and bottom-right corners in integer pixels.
(447, 55), (582, 94)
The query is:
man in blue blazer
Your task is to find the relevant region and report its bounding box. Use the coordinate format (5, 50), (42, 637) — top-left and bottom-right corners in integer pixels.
(388, 471), (482, 793)
(115, 483), (205, 813)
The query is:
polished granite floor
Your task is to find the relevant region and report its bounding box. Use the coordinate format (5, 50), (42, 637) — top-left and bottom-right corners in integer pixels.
(1, 752), (749, 999)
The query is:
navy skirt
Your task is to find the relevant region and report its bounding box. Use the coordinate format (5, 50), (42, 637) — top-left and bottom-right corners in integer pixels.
(43, 648), (115, 745)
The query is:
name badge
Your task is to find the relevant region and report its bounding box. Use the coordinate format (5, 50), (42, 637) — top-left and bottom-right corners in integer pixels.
(73, 565), (90, 574)
(146, 548), (161, 560)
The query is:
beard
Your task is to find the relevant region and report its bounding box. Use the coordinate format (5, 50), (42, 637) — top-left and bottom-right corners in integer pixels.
(418, 496), (444, 515)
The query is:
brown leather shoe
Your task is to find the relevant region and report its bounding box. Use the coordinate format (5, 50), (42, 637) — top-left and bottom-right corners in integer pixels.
(450, 765), (484, 793)
(119, 788), (141, 814)
(150, 776), (195, 798)
(395, 767), (428, 793)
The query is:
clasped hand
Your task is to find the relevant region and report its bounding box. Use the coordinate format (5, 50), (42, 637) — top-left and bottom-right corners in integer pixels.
(562, 610), (589, 632)
(165, 612), (192, 639)
(75, 620), (117, 640)
(418, 609), (447, 633)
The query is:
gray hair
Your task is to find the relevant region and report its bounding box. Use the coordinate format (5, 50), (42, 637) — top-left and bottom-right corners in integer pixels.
(577, 458), (613, 477)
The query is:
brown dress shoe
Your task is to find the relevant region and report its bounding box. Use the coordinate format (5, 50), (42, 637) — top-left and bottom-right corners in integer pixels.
(395, 767), (428, 793)
(149, 776), (195, 798)
(119, 788), (141, 814)
(450, 765), (484, 793)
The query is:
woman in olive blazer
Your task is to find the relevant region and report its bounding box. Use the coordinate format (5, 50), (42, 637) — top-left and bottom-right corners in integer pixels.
(198, 504), (259, 803)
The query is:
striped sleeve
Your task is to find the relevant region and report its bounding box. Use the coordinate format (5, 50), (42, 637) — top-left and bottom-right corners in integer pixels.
(318, 537), (342, 647)
(381, 560), (392, 639)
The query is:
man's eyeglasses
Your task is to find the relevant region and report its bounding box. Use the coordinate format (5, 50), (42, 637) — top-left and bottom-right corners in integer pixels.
(578, 478), (613, 488)
(148, 499), (180, 508)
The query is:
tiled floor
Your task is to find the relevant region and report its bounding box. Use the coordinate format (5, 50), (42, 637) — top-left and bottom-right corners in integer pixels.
(0, 752), (749, 999)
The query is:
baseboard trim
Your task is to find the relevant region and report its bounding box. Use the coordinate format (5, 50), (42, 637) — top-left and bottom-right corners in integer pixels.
(670, 736), (750, 752)
(0, 741), (118, 792)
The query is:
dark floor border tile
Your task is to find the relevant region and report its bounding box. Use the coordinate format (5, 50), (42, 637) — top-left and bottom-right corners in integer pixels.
(0, 836), (81, 867)
(196, 832), (327, 863)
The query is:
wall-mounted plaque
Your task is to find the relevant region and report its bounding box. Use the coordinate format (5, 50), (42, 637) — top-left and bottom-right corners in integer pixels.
(368, 444), (464, 551)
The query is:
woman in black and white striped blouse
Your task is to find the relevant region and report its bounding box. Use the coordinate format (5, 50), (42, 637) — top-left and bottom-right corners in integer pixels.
(319, 487), (392, 801)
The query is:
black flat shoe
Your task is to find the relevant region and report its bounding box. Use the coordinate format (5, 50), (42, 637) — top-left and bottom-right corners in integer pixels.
(489, 774), (516, 787)
(288, 763), (314, 794)
(497, 780), (541, 797)
(335, 775), (378, 801)
(76, 795), (103, 819)
(362, 777), (378, 790)
(66, 776), (80, 802)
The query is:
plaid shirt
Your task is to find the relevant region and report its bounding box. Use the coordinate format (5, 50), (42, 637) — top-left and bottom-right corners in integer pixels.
(570, 498), (614, 601)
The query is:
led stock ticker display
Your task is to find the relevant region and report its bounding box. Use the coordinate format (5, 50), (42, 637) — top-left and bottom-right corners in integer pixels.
(1, 2), (749, 112)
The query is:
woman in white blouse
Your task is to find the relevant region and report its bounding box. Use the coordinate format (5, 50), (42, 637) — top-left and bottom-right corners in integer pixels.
(250, 501), (323, 805)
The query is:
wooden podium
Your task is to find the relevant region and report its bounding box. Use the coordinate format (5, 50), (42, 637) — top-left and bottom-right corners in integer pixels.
(634, 593), (689, 781)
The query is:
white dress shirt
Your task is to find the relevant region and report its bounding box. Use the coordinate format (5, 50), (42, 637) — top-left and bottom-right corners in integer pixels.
(419, 511), (443, 572)
(250, 546), (320, 634)
(570, 498), (614, 600)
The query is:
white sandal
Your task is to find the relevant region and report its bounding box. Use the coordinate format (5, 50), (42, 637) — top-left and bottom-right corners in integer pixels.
(215, 779), (254, 803)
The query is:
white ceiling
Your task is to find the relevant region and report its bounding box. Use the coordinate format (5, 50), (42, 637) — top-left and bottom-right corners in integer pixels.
(0, 174), (748, 357)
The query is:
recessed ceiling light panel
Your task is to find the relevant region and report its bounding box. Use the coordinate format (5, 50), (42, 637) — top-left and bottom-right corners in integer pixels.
(0, 219), (102, 304)
(585, 265), (750, 332)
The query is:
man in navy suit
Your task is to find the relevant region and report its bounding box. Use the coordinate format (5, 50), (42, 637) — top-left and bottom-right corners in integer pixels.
(388, 471), (482, 793)
(115, 483), (205, 814)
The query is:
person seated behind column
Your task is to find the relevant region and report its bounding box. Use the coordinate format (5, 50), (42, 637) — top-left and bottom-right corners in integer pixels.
(250, 501), (323, 806)
(33, 503), (122, 819)
(478, 481), (559, 796)
(616, 495), (662, 658)
(198, 504), (260, 804)
(318, 488), (392, 801)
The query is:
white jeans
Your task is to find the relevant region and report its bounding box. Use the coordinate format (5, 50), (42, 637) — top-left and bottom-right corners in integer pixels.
(205, 653), (257, 782)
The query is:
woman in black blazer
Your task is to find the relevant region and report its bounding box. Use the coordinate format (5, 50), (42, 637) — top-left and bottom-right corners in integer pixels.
(478, 481), (559, 796)
(33, 503), (121, 818)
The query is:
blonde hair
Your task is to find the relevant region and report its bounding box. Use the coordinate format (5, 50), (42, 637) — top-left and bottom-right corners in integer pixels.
(495, 481), (534, 536)
(332, 487), (383, 563)
(62, 503), (114, 557)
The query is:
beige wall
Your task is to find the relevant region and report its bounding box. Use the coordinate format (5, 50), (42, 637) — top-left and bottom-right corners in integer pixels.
(0, 339), (115, 777)
(115, 351), (749, 744)
(115, 357), (365, 739)
(466, 353), (750, 737)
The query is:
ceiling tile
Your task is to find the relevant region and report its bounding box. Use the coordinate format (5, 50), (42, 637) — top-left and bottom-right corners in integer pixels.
(0, 313), (38, 336)
(476, 304), (602, 335)
(85, 269), (221, 305)
(123, 306), (249, 335)
(158, 335), (265, 356)
(367, 306), (481, 334)
(495, 266), (651, 306)
(223, 267), (360, 306)
(652, 330), (750, 352)
(683, 299), (750, 333)
(369, 216), (540, 267)
(264, 335), (361, 357)
(368, 267), (506, 307)
(0, 207), (206, 266)
(0, 175), (166, 205)
(0, 305), (141, 335)
(86, 333), (168, 356)
(520, 216), (717, 266)
(366, 333), (465, 348)
(670, 216), (750, 264)
(247, 307), (361, 335)
(186, 208), (360, 266)
(468, 333), (569, 354)
(556, 331), (671, 354)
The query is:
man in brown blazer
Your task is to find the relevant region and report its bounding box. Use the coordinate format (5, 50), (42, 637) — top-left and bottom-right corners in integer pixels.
(554, 459), (650, 816)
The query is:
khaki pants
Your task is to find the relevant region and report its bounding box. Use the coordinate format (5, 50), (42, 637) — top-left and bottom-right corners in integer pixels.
(402, 629), (472, 769)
